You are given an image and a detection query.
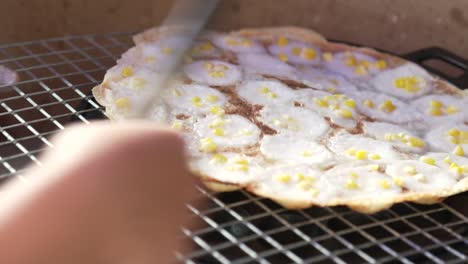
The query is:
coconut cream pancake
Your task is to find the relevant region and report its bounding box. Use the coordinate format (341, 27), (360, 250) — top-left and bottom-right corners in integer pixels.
(363, 121), (427, 153)
(292, 89), (359, 129)
(412, 94), (467, 125)
(370, 63), (433, 100)
(260, 134), (334, 166)
(237, 53), (298, 80)
(297, 67), (360, 95)
(268, 38), (322, 65)
(354, 90), (424, 125)
(324, 51), (384, 79)
(93, 26), (468, 213)
(425, 123), (468, 153)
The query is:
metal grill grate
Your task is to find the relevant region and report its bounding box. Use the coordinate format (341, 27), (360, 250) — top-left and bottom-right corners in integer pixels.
(1, 33), (468, 264)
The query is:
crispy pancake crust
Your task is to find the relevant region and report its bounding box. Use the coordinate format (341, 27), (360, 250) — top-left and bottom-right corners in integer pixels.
(93, 26), (467, 214)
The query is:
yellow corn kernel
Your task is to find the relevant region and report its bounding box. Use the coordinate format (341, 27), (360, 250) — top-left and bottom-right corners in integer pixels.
(200, 138), (217, 153)
(453, 145), (465, 156)
(275, 174), (291, 183)
(394, 76), (421, 93)
(210, 106), (225, 116)
(276, 36), (289, 46)
(292, 47), (302, 56)
(259, 87), (270, 94)
(303, 176), (315, 184)
(361, 59), (372, 67)
(379, 100), (396, 113)
(233, 157), (248, 165)
(404, 166), (417, 175)
(171, 120), (182, 129)
(323, 52), (333, 61)
(209, 71), (225, 78)
(407, 137), (425, 148)
(296, 173), (306, 181)
(363, 99), (374, 108)
(213, 127), (225, 136)
(462, 165), (468, 174)
(355, 150), (368, 160)
(115, 97), (130, 109)
(209, 118), (226, 128)
(448, 128), (460, 137)
(277, 53), (289, 62)
(429, 107), (443, 116)
(344, 55), (357, 66)
(449, 163), (462, 174)
(301, 150), (313, 157)
(162, 47), (173, 54)
(430, 100), (443, 108)
(344, 99), (356, 108)
(240, 39), (252, 47)
(200, 42), (213, 51)
(346, 148), (357, 156)
(370, 153), (381, 160)
(446, 105), (460, 115)
(225, 38), (237, 46)
(335, 94), (346, 99)
(350, 172), (359, 179)
(367, 164), (380, 171)
(205, 95), (219, 103)
(121, 66), (133, 77)
(210, 153), (228, 164)
(313, 98), (328, 108)
(337, 109), (353, 119)
(378, 179), (391, 189)
(309, 188), (319, 197)
(393, 177), (405, 187)
(354, 65), (368, 75)
(191, 96), (203, 108)
(384, 133), (396, 142)
(345, 179), (359, 190)
(420, 156), (436, 165)
(450, 135), (458, 144)
(297, 181), (313, 191)
(238, 164), (250, 171)
(375, 60), (387, 70)
(444, 156), (452, 164)
(302, 48), (317, 60)
(225, 38), (239, 46)
(461, 131), (468, 140)
(267, 92), (278, 99)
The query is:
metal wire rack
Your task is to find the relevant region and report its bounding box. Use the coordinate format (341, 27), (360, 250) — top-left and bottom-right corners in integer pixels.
(1, 32), (468, 264)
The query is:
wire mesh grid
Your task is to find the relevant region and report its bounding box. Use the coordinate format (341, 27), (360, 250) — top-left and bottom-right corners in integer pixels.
(0, 32), (468, 264)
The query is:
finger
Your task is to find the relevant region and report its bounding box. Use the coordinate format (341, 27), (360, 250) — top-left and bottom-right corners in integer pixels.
(0, 121), (197, 263)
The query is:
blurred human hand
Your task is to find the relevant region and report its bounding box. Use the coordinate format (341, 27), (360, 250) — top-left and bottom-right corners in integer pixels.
(0, 121), (196, 264)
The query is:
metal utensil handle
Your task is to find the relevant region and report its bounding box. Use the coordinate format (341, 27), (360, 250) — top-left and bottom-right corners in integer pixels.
(403, 47), (468, 89)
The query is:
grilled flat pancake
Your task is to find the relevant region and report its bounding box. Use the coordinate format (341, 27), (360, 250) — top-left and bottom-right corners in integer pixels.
(93, 26), (468, 213)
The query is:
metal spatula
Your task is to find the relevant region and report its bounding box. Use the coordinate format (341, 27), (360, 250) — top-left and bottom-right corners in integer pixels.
(135, 0), (219, 118)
